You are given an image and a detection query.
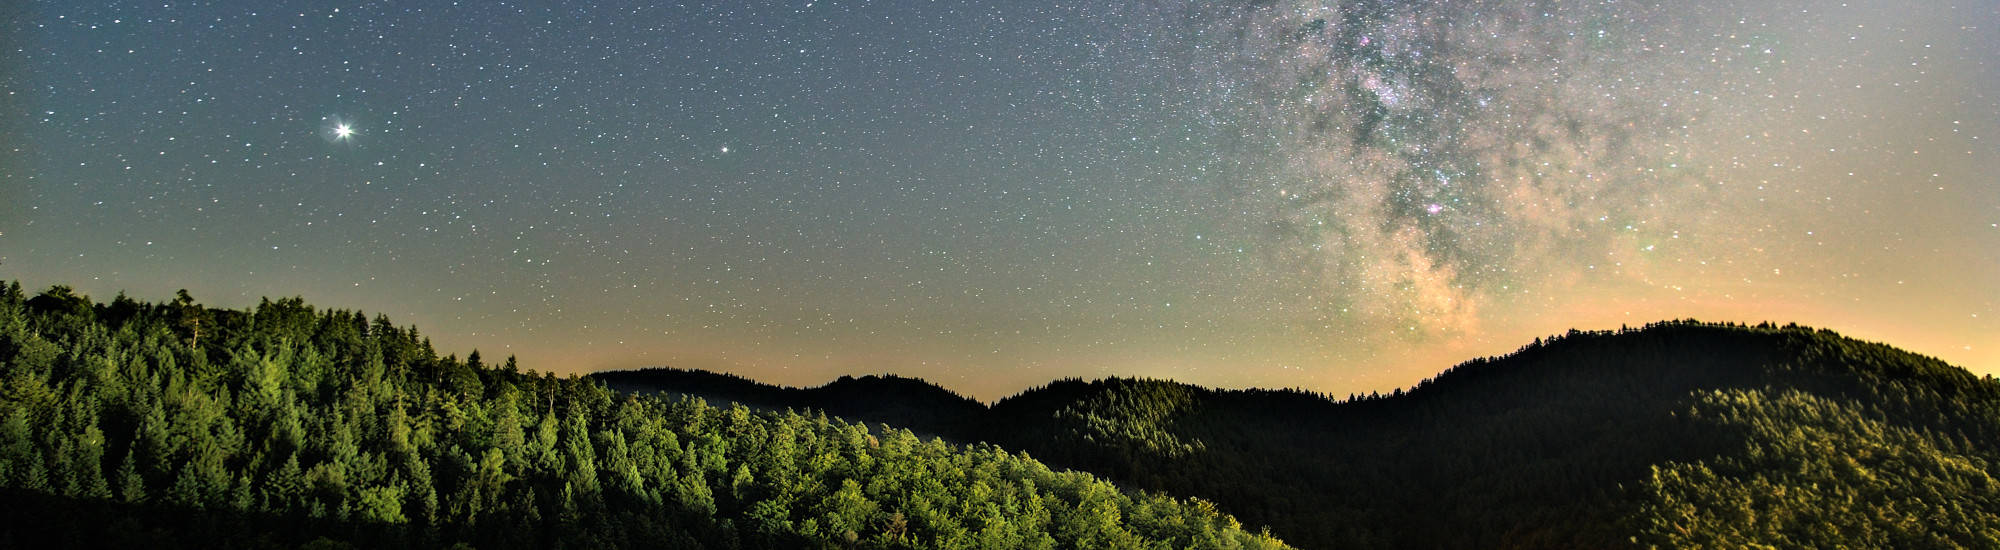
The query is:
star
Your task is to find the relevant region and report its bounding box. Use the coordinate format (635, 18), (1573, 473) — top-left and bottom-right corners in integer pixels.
(334, 124), (354, 140)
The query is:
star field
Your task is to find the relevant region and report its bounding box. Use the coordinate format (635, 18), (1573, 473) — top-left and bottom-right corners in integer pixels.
(2, 0), (1995, 400)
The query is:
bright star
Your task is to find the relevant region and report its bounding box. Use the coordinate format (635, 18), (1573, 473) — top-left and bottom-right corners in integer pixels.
(323, 116), (360, 143)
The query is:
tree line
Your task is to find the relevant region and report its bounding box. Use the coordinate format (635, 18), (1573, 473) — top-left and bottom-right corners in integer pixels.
(0, 282), (1289, 549)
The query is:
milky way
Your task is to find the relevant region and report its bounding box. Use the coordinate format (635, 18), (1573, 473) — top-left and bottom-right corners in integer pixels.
(1105, 0), (1741, 337)
(2, 0), (1994, 399)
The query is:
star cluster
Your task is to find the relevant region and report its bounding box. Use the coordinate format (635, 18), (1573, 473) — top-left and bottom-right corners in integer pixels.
(1, 0), (1994, 399)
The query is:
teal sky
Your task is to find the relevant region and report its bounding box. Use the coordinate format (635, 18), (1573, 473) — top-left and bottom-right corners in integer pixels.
(2, 0), (1995, 400)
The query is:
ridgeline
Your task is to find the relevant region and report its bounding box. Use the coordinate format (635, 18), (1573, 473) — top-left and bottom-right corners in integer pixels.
(601, 322), (2000, 548)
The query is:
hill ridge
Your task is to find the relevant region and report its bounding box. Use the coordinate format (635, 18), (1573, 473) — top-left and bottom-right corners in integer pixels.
(602, 320), (1968, 419)
(594, 319), (2000, 549)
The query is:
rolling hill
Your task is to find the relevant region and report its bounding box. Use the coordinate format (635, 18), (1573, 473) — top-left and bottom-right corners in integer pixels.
(0, 283), (1288, 549)
(596, 322), (2000, 549)
(6, 278), (1994, 548)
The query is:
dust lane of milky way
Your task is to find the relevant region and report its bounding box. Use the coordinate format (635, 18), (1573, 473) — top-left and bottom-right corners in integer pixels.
(0, 0), (1994, 401)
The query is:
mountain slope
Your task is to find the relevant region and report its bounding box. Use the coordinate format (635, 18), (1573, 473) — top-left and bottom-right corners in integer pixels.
(600, 322), (2000, 549)
(0, 283), (1289, 549)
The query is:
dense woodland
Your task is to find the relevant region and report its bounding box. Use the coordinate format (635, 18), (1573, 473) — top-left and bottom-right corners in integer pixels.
(0, 283), (1289, 549)
(7, 279), (1999, 549)
(606, 324), (2000, 549)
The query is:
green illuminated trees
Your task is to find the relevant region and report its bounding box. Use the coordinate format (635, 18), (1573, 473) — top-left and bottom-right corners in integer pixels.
(0, 284), (1289, 549)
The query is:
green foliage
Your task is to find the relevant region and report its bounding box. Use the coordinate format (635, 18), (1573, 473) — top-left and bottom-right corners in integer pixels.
(1631, 390), (2000, 548)
(608, 320), (2000, 549)
(0, 284), (1289, 549)
(1046, 379), (1206, 459)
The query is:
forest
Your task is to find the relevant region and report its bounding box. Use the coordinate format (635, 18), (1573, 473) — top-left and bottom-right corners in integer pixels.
(606, 324), (2000, 548)
(7, 280), (2000, 549)
(0, 283), (1288, 549)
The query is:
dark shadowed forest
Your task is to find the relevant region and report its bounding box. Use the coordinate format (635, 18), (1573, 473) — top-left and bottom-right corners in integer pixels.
(603, 322), (2000, 548)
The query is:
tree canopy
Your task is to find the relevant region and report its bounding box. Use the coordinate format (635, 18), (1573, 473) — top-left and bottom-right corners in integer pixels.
(609, 321), (2000, 549)
(0, 282), (1288, 549)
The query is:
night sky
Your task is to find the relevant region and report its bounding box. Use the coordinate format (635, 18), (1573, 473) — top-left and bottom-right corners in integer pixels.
(3, 0), (1995, 401)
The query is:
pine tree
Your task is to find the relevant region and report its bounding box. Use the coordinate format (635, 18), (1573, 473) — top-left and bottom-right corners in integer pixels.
(264, 453), (304, 511)
(116, 448), (146, 503)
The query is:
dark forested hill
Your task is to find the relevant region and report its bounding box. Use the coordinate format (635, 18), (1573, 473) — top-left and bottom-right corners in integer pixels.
(593, 369), (987, 441)
(0, 283), (1289, 549)
(597, 323), (2000, 549)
